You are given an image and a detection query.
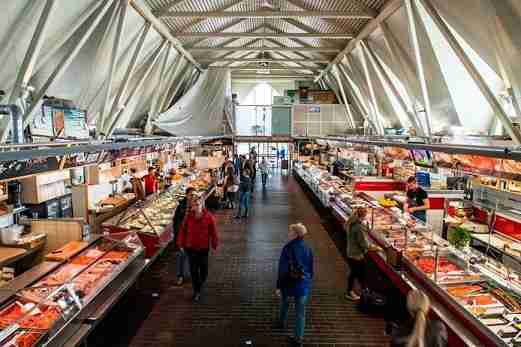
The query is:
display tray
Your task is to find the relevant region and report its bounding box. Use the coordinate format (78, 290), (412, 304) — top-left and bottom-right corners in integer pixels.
(0, 232), (144, 347)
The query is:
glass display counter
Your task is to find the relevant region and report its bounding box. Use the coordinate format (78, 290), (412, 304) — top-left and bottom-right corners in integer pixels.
(0, 232), (143, 347)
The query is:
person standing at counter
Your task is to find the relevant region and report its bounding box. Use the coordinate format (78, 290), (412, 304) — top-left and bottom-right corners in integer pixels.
(345, 208), (370, 301)
(143, 167), (158, 196)
(177, 197), (219, 303)
(130, 168), (146, 201)
(173, 187), (195, 286)
(391, 290), (447, 347)
(406, 176), (429, 223)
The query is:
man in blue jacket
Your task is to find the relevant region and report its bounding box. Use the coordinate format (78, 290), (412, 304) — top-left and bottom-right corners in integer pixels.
(275, 223), (314, 347)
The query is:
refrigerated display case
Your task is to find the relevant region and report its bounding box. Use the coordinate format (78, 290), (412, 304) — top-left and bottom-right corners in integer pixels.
(0, 232), (144, 347)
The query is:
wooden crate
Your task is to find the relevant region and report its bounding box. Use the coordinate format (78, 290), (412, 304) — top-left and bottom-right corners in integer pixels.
(31, 219), (83, 254)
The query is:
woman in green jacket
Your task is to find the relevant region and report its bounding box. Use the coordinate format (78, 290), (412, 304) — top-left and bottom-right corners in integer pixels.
(345, 208), (370, 301)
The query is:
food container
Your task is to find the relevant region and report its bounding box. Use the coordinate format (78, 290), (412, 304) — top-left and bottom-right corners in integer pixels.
(0, 225), (23, 245)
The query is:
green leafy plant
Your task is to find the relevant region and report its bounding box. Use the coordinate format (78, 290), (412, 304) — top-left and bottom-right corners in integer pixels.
(448, 226), (472, 250)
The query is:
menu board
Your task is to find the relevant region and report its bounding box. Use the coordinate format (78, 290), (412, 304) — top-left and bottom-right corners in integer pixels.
(63, 109), (89, 139)
(30, 105), (54, 138)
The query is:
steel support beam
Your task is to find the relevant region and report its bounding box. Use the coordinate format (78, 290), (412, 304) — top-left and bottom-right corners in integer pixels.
(129, 1), (200, 70)
(157, 55), (184, 114)
(79, 4), (120, 109)
(160, 10), (373, 19)
(340, 59), (373, 117)
(0, 1), (40, 67)
(103, 22), (151, 137)
(8, 0), (57, 104)
(167, 0), (245, 36)
(316, 0), (402, 81)
(21, 0), (115, 129)
(358, 50), (385, 134)
(417, 0), (521, 144)
(154, 0), (187, 16)
(184, 19), (247, 49)
(202, 58), (329, 64)
(107, 42), (168, 136)
(223, 68), (317, 73)
(99, 0), (129, 133)
(175, 32), (353, 39)
(146, 43), (172, 135)
(363, 41), (424, 135)
(332, 65), (356, 128)
(380, 22), (421, 101)
(163, 64), (193, 110)
(0, 0), (56, 142)
(405, 0), (432, 138)
(190, 47), (340, 53)
(337, 62), (372, 125)
(231, 75), (315, 80)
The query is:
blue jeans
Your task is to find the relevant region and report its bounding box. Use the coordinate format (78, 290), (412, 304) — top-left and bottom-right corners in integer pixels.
(237, 191), (250, 216)
(176, 249), (190, 278)
(280, 295), (308, 340)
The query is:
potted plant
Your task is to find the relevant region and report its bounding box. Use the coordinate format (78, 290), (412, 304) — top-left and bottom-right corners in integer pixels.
(448, 226), (472, 250)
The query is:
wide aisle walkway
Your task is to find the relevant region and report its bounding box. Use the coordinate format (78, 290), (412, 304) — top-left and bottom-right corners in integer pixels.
(89, 173), (389, 347)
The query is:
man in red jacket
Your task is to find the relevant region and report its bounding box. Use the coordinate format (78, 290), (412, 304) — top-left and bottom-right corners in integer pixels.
(177, 196), (219, 303)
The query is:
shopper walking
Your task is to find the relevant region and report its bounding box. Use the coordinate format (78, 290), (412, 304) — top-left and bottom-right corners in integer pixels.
(391, 290), (447, 347)
(222, 169), (236, 209)
(177, 197), (219, 303)
(173, 187), (195, 286)
(249, 149), (257, 192)
(235, 168), (252, 219)
(275, 223), (314, 347)
(259, 158), (270, 187)
(344, 207), (370, 301)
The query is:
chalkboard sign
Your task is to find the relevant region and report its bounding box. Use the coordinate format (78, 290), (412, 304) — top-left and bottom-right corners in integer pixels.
(0, 156), (59, 181)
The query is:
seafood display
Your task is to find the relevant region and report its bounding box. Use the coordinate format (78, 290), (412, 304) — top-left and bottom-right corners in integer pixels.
(45, 241), (88, 261)
(0, 233), (143, 347)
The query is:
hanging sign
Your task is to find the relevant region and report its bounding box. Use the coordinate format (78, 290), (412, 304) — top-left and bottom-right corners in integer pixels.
(0, 156), (60, 181)
(63, 109), (89, 139)
(62, 152), (100, 169)
(30, 105), (55, 138)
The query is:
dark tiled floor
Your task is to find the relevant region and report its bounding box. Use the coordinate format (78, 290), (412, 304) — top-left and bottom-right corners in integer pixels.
(87, 173), (389, 347)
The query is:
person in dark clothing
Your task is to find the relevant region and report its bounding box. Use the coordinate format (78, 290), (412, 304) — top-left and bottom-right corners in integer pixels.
(275, 223), (314, 347)
(391, 290), (447, 347)
(177, 197), (219, 303)
(222, 169), (236, 209)
(233, 154), (241, 176)
(344, 207), (377, 301)
(173, 187), (195, 286)
(406, 176), (429, 223)
(235, 168), (252, 219)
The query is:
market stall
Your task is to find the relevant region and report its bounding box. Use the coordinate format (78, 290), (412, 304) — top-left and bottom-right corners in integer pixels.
(294, 139), (521, 347)
(102, 168), (215, 259)
(0, 232), (144, 347)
